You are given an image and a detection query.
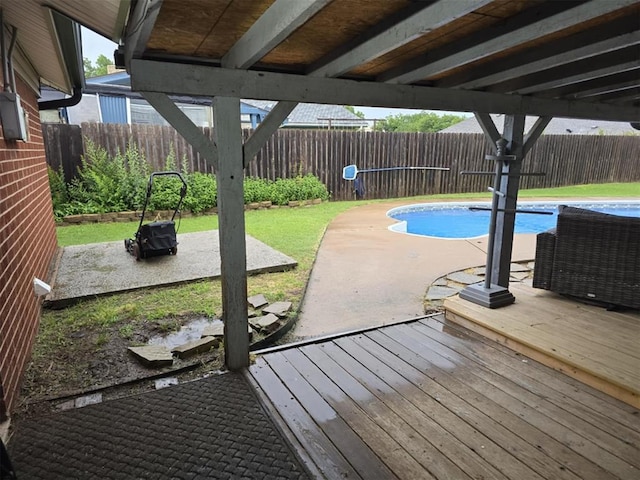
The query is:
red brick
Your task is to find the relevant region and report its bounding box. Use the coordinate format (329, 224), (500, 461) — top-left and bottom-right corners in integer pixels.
(0, 72), (57, 419)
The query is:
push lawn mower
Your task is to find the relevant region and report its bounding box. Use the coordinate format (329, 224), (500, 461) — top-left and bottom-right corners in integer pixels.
(125, 171), (187, 261)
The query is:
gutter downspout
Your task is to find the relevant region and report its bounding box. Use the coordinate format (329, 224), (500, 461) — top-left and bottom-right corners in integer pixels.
(38, 86), (82, 110)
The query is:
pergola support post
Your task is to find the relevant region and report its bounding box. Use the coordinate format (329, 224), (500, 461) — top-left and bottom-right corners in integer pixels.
(213, 96), (249, 370)
(460, 113), (527, 308)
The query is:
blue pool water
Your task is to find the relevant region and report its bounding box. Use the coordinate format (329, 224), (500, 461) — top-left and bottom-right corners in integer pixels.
(387, 201), (640, 239)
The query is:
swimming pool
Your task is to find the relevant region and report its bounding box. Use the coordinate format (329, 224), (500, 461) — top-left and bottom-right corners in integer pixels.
(387, 201), (640, 239)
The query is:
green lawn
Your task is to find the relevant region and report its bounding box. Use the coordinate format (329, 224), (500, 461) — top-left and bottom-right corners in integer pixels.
(43, 182), (639, 356)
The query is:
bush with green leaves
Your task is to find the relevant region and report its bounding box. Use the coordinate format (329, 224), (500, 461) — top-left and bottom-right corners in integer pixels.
(183, 172), (217, 213)
(48, 142), (330, 218)
(243, 177), (272, 204)
(67, 140), (127, 213)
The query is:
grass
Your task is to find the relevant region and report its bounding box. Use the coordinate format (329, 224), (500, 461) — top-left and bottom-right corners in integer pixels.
(44, 182), (639, 346)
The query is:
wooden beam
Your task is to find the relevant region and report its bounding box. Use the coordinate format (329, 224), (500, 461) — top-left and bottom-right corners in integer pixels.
(515, 59), (640, 95)
(309, 0), (491, 77)
(381, 0), (637, 84)
(213, 97), (249, 370)
(222, 0), (330, 69)
(141, 92), (218, 167)
(243, 101), (297, 165)
(123, 0), (162, 70)
(130, 60), (640, 122)
(523, 116), (552, 157)
(474, 113), (500, 153)
(457, 31), (640, 90)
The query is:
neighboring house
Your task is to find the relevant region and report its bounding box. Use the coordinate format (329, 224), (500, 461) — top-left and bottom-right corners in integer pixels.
(440, 114), (637, 135)
(60, 72), (367, 130)
(0, 7), (84, 428)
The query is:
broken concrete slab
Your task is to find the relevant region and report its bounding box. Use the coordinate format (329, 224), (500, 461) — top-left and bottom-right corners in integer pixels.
(75, 393), (103, 408)
(426, 285), (461, 301)
(247, 294), (268, 309)
(510, 271), (530, 281)
(202, 322), (253, 338)
(262, 301), (292, 317)
(251, 314), (280, 333)
(432, 277), (448, 286)
(447, 271), (484, 285)
(155, 377), (179, 390)
(510, 263), (530, 272)
(201, 322), (224, 338)
(57, 399), (76, 411)
(171, 337), (219, 359)
(128, 345), (174, 367)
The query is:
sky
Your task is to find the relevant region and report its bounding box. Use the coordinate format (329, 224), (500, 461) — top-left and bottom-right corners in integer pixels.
(81, 27), (118, 65)
(80, 28), (469, 119)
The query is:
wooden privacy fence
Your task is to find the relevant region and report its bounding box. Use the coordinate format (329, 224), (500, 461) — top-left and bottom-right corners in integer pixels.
(43, 122), (640, 201)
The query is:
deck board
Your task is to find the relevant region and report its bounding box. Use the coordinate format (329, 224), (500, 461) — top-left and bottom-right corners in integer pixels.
(444, 283), (640, 407)
(248, 316), (640, 480)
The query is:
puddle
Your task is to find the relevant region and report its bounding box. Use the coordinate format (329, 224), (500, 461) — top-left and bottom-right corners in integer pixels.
(148, 318), (222, 349)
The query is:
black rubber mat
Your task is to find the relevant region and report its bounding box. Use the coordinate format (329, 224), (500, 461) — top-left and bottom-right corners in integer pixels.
(9, 373), (310, 479)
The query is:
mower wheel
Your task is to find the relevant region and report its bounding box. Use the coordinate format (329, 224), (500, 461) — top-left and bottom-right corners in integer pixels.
(124, 239), (131, 251)
(170, 246), (178, 255)
(132, 243), (141, 261)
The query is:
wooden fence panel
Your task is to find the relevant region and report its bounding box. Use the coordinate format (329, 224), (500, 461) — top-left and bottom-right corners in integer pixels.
(44, 122), (640, 201)
(42, 123), (83, 182)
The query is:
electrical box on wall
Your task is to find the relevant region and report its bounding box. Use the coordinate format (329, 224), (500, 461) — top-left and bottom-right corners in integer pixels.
(0, 92), (28, 141)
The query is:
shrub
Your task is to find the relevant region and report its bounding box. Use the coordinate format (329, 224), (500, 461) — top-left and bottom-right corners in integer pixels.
(119, 142), (150, 210)
(49, 142), (331, 217)
(47, 165), (68, 220)
(67, 140), (127, 213)
(243, 177), (272, 203)
(184, 172), (217, 213)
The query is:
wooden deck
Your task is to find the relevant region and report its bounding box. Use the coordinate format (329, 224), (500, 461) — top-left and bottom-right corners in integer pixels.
(247, 316), (640, 480)
(445, 282), (640, 408)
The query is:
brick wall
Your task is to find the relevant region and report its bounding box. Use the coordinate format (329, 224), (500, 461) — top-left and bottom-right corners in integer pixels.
(0, 73), (58, 420)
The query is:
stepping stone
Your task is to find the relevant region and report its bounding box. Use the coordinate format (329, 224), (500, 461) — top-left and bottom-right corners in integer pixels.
(510, 271), (530, 281)
(57, 399), (76, 411)
(471, 267), (486, 276)
(75, 393), (102, 408)
(203, 322), (253, 338)
(251, 314), (280, 333)
(447, 271), (484, 285)
(263, 301), (292, 317)
(128, 345), (173, 367)
(432, 277), (448, 286)
(510, 263), (530, 272)
(426, 285), (461, 301)
(202, 323), (224, 338)
(247, 294), (268, 309)
(527, 262), (535, 270)
(248, 308), (258, 318)
(172, 337), (219, 359)
(155, 377), (178, 390)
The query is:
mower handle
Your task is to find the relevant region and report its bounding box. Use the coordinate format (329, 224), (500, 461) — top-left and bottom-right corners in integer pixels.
(147, 171), (188, 197)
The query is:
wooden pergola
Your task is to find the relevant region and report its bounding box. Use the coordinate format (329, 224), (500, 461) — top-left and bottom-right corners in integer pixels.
(41, 0), (640, 369)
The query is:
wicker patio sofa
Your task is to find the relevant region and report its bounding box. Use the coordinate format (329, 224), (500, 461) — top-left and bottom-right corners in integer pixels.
(532, 205), (640, 309)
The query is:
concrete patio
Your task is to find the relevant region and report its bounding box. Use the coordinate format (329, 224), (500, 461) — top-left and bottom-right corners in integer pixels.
(46, 230), (297, 307)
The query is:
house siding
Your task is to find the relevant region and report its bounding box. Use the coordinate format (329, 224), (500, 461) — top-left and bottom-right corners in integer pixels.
(0, 73), (58, 420)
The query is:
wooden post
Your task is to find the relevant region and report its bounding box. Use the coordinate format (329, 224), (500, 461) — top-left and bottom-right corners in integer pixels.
(492, 114), (525, 287)
(213, 96), (249, 370)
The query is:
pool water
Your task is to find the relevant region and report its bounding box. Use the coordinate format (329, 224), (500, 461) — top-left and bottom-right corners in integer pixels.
(387, 201), (640, 239)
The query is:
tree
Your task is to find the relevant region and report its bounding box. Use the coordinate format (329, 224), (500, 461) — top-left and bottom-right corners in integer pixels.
(345, 105), (365, 119)
(374, 111), (465, 132)
(83, 54), (114, 78)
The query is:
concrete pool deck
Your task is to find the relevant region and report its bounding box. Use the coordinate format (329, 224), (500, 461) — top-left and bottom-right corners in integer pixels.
(293, 200), (537, 339)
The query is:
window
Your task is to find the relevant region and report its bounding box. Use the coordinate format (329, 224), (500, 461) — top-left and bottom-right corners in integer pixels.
(129, 98), (212, 127)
